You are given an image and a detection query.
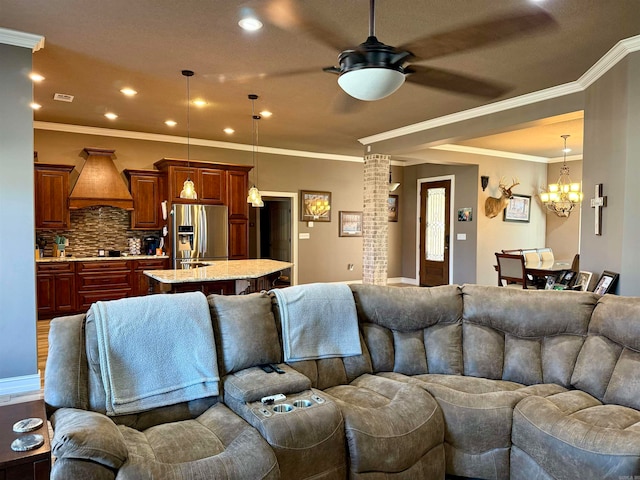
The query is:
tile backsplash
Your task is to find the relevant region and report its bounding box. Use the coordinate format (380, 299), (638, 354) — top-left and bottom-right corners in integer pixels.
(37, 206), (163, 257)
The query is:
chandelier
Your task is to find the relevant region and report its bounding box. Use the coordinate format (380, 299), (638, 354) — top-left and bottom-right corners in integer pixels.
(539, 134), (583, 217)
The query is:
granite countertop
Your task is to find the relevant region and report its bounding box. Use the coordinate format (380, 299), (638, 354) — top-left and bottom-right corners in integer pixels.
(37, 255), (169, 263)
(144, 259), (294, 283)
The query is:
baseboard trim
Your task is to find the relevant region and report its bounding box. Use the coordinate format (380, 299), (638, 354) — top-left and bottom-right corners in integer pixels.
(0, 372), (41, 398)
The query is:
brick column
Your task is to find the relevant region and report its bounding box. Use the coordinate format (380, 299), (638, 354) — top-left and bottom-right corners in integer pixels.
(362, 154), (389, 285)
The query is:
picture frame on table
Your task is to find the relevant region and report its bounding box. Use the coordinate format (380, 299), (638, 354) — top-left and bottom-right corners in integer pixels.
(300, 190), (332, 222)
(503, 194), (531, 223)
(338, 211), (363, 237)
(574, 271), (593, 291)
(594, 270), (619, 295)
(388, 195), (399, 222)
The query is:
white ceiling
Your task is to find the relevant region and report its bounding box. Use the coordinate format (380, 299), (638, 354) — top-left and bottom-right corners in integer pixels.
(2, 0), (639, 160)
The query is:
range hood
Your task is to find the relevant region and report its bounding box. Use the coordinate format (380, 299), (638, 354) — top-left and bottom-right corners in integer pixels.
(69, 147), (133, 210)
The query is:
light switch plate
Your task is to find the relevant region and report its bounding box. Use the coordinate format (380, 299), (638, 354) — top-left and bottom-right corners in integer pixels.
(457, 233), (467, 240)
(299, 233), (310, 240)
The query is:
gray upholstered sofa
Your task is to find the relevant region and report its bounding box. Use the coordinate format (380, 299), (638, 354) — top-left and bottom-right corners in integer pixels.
(44, 283), (640, 479)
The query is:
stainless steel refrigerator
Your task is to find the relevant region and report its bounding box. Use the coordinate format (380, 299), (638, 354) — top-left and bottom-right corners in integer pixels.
(171, 204), (228, 269)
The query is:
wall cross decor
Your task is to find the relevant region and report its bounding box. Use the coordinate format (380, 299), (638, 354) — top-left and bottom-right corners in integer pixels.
(590, 184), (607, 235)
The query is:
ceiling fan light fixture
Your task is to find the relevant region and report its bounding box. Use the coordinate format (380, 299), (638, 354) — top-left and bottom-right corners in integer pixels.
(338, 67), (405, 101)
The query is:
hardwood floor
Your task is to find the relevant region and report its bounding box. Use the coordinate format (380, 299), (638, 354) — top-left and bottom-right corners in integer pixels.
(37, 319), (51, 389)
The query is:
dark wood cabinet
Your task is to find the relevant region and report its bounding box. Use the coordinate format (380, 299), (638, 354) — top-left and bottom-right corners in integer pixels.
(154, 159), (252, 259)
(133, 258), (169, 296)
(76, 261), (131, 310)
(124, 170), (165, 230)
(34, 163), (74, 229)
(36, 262), (75, 318)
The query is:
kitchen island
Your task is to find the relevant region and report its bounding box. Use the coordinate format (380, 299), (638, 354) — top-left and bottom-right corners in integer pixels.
(144, 259), (294, 295)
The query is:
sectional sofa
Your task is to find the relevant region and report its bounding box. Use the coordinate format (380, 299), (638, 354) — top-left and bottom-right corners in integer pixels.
(44, 283), (640, 479)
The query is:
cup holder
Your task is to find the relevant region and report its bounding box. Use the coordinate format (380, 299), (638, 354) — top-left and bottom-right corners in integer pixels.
(293, 399), (313, 408)
(272, 404), (294, 413)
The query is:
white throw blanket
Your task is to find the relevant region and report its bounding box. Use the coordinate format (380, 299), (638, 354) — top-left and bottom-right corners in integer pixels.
(91, 291), (220, 416)
(271, 283), (362, 362)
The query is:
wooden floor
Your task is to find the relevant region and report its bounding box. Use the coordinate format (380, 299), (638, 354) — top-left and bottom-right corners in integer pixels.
(37, 319), (51, 389)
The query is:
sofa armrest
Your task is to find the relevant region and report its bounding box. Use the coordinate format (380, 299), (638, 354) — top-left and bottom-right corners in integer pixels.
(224, 365), (311, 403)
(51, 408), (127, 469)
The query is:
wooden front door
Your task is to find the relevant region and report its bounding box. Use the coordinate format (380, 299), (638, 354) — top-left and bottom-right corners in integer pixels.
(420, 180), (451, 286)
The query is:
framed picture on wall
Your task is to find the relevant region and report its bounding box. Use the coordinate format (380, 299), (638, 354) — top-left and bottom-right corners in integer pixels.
(388, 195), (399, 222)
(338, 211), (363, 237)
(503, 194), (531, 223)
(300, 190), (332, 222)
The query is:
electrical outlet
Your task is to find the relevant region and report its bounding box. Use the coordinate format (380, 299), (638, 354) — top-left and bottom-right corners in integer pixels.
(348, 263), (354, 271)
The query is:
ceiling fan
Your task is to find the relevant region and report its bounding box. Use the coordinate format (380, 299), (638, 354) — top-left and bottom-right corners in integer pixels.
(260, 0), (555, 102)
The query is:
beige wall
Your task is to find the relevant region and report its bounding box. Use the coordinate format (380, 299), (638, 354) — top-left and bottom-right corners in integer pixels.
(34, 129), (399, 284)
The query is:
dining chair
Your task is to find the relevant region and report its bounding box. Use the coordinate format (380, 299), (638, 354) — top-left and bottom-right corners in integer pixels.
(496, 253), (536, 289)
(571, 253), (580, 272)
(522, 249), (541, 267)
(538, 247), (554, 264)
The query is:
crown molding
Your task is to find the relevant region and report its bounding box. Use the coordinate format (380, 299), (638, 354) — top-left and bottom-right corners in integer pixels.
(0, 27), (45, 52)
(359, 34), (640, 147)
(430, 144), (549, 163)
(34, 122), (363, 163)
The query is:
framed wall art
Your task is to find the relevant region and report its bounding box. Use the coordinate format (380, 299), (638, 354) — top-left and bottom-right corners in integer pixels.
(339, 211), (363, 237)
(388, 195), (399, 222)
(458, 207), (472, 222)
(503, 194), (531, 223)
(594, 270), (619, 295)
(300, 190), (331, 222)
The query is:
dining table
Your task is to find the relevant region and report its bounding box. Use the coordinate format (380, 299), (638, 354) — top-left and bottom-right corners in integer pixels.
(525, 260), (572, 278)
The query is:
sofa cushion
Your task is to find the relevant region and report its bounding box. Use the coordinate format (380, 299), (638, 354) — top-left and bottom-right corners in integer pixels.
(208, 292), (281, 376)
(50, 408), (127, 469)
(380, 372), (565, 480)
(511, 390), (640, 480)
(462, 285), (597, 386)
(351, 284), (463, 375)
(117, 403), (279, 479)
(324, 373), (445, 478)
(571, 295), (640, 410)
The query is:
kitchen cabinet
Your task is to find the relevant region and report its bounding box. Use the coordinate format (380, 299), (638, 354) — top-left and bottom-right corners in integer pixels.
(76, 261), (131, 311)
(36, 262), (76, 318)
(34, 163), (74, 229)
(124, 170), (165, 229)
(154, 159), (252, 259)
(132, 258), (169, 296)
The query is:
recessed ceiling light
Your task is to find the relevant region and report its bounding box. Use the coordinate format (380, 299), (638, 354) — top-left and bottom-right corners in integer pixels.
(165, 120), (177, 127)
(104, 112), (118, 120)
(192, 99), (207, 107)
(29, 73), (45, 82)
(260, 110), (272, 118)
(120, 88), (137, 96)
(239, 17), (263, 31)
(238, 7), (263, 31)
(223, 128), (235, 134)
(30, 102), (42, 110)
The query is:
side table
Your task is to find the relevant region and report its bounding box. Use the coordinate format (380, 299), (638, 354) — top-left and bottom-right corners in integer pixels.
(0, 400), (51, 480)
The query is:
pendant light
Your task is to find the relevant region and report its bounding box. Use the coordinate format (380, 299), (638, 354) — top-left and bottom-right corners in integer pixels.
(246, 94), (264, 208)
(179, 69), (197, 200)
(539, 135), (583, 217)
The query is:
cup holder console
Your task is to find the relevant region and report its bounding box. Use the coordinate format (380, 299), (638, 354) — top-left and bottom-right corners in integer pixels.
(256, 394), (326, 417)
(273, 404), (294, 413)
(293, 399), (313, 408)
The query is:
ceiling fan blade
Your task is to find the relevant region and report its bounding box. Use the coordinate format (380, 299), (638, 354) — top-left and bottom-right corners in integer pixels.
(203, 66), (323, 83)
(398, 9), (556, 62)
(259, 0), (354, 52)
(406, 65), (511, 99)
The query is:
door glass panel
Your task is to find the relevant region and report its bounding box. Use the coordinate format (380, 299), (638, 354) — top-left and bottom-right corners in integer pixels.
(425, 187), (445, 261)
